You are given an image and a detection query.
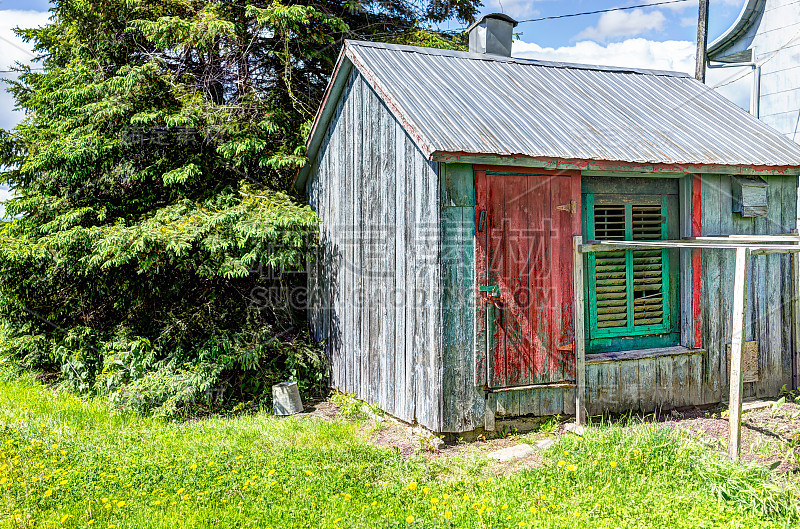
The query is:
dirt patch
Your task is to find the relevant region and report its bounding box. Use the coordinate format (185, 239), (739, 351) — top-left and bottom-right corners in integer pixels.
(364, 417), (553, 475)
(302, 394), (800, 476)
(302, 397), (551, 474)
(658, 401), (800, 474)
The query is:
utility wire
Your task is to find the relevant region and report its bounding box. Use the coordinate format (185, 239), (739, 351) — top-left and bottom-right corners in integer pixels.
(517, 0), (690, 23)
(440, 0), (691, 32)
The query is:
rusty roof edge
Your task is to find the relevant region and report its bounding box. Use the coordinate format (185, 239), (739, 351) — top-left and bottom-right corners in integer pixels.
(295, 46), (353, 193)
(708, 0), (764, 59)
(431, 151), (800, 175)
(346, 39), (692, 78)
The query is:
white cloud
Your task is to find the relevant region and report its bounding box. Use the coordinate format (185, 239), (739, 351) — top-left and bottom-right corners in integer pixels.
(482, 0), (539, 21)
(0, 10), (50, 129)
(512, 37), (752, 109)
(0, 185), (13, 218)
(574, 9), (667, 42)
(514, 37), (695, 72)
(0, 10), (50, 70)
(0, 10), (48, 211)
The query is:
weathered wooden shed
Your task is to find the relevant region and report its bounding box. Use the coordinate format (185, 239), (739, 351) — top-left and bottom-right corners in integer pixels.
(295, 14), (800, 434)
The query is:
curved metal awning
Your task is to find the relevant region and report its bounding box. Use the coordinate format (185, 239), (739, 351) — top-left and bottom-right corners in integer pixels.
(707, 0), (764, 62)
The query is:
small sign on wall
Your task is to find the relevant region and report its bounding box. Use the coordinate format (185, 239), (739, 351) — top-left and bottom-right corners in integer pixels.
(726, 340), (759, 383)
(731, 176), (768, 218)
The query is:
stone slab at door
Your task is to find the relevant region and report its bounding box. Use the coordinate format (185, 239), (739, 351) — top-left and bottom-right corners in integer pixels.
(475, 166), (581, 389)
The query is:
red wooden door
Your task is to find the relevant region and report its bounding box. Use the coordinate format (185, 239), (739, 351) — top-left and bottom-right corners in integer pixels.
(475, 167), (581, 388)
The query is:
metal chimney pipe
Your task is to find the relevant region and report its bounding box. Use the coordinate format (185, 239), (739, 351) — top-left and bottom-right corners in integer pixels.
(467, 13), (519, 57)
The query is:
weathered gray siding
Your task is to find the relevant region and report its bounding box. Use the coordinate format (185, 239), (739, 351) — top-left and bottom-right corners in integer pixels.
(307, 69), (444, 431)
(700, 174), (797, 401)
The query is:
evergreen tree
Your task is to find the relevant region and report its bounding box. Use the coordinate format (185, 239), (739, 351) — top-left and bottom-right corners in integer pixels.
(0, 0), (475, 416)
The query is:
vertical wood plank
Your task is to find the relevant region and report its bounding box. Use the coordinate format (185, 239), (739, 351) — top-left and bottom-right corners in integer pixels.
(618, 360), (638, 412)
(394, 121), (408, 421)
(701, 174), (722, 404)
(573, 235), (587, 424)
(404, 129), (417, 424)
(672, 354), (690, 408)
(729, 247), (750, 461)
(656, 355), (674, 412)
(637, 358), (657, 414)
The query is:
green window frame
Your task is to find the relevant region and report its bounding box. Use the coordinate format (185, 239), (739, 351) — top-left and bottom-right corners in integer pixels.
(585, 193), (672, 339)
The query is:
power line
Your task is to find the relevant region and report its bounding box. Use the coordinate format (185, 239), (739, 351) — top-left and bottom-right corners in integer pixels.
(440, 0), (691, 33)
(517, 0), (691, 23)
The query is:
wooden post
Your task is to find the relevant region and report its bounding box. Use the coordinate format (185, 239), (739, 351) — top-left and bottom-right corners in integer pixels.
(573, 235), (587, 425)
(728, 247), (750, 460)
(695, 0), (710, 82)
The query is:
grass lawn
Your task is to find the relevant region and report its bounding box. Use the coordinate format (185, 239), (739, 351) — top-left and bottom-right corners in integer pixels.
(0, 370), (798, 529)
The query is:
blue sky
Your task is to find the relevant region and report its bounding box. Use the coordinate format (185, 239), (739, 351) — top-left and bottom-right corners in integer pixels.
(0, 0), (752, 134)
(448, 0), (742, 48)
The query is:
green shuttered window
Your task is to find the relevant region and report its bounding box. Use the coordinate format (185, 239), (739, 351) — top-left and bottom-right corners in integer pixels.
(587, 196), (671, 338)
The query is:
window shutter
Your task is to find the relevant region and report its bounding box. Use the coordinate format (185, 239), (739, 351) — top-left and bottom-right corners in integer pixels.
(593, 205), (627, 330)
(631, 206), (665, 327)
(588, 199), (670, 338)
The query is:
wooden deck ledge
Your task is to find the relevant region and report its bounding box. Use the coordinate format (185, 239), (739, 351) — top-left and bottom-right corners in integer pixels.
(585, 346), (706, 365)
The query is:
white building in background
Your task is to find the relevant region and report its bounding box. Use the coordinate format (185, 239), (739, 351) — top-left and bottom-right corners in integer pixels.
(707, 0), (800, 143)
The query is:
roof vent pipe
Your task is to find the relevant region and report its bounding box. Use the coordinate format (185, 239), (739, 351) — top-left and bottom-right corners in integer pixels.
(466, 13), (518, 57)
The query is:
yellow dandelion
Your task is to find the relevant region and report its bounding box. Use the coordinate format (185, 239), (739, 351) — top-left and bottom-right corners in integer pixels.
(60, 514), (72, 524)
(0, 478), (7, 485)
(529, 507), (537, 514)
(334, 518), (342, 524)
(87, 520), (94, 525)
(609, 461), (617, 468)
(563, 451), (569, 456)
(104, 504), (111, 511)
(177, 488), (185, 494)
(43, 489), (53, 498)
(567, 465), (577, 472)
(190, 464), (197, 470)
(407, 482), (417, 490)
(304, 470), (313, 476)
(116, 501), (125, 507)
(557, 460), (566, 467)
(502, 504), (508, 510)
(405, 515), (414, 523)
(170, 501), (177, 506)
(343, 493), (352, 501)
(268, 469), (276, 476)
(423, 487), (430, 495)
(431, 497), (439, 504)
(443, 494), (449, 500)
(518, 522), (525, 527)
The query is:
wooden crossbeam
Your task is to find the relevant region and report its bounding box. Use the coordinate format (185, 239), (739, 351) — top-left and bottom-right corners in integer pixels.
(573, 235), (799, 460)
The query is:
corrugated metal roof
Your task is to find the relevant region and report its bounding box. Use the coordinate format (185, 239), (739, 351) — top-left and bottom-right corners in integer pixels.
(300, 40), (800, 187)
